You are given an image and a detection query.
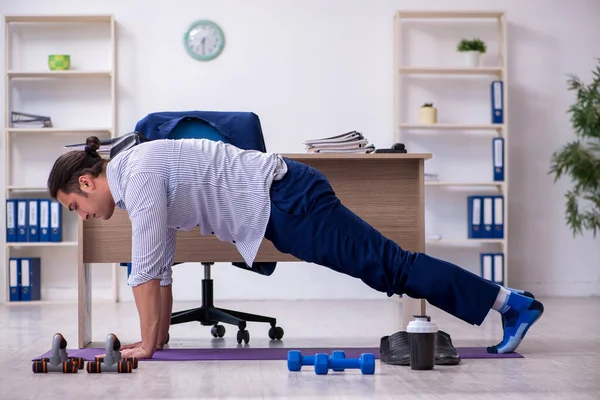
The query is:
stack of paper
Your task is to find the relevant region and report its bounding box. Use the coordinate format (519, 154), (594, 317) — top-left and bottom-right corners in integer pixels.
(303, 131), (375, 154)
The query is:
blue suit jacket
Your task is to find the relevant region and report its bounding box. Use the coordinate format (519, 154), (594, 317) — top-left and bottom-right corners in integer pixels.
(129, 110), (276, 276)
(134, 111), (268, 153)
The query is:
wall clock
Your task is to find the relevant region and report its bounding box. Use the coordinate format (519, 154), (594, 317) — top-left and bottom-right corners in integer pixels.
(184, 19), (225, 61)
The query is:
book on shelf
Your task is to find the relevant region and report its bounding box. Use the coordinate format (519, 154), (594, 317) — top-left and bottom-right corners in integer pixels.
(303, 131), (375, 154)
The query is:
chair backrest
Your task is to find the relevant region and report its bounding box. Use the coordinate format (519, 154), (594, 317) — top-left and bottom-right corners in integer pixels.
(168, 118), (227, 143)
(123, 111), (277, 276)
(133, 111), (268, 153)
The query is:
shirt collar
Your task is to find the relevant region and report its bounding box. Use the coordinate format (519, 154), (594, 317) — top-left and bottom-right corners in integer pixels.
(106, 159), (125, 209)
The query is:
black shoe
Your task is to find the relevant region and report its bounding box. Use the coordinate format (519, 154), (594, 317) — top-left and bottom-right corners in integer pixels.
(380, 330), (410, 366)
(435, 330), (461, 365)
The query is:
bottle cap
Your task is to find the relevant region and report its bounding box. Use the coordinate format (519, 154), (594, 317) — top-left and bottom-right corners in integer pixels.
(406, 315), (438, 333)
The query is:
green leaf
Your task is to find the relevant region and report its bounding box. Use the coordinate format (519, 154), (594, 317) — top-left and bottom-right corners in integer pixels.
(551, 59), (600, 238)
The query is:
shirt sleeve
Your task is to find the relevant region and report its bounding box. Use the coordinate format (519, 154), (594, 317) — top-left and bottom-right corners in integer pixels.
(124, 172), (176, 287)
(160, 228), (177, 286)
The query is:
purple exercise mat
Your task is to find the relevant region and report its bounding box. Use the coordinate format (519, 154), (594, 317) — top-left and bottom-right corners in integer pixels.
(35, 346), (522, 362)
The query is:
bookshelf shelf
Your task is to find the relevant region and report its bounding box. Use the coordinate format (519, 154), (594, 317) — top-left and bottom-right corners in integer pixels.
(7, 71), (112, 79)
(394, 10), (509, 286)
(396, 11), (504, 19)
(425, 181), (505, 188)
(398, 67), (503, 76)
(5, 300), (77, 306)
(426, 238), (506, 245)
(5, 15), (113, 23)
(7, 128), (112, 135)
(400, 123), (504, 131)
(6, 186), (49, 192)
(2, 14), (118, 304)
(6, 241), (78, 248)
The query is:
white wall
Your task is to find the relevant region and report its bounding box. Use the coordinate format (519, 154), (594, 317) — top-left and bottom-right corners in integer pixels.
(0, 0), (598, 303)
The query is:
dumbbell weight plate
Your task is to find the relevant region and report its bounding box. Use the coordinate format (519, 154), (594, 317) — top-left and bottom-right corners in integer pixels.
(330, 350), (346, 372)
(359, 353), (376, 375)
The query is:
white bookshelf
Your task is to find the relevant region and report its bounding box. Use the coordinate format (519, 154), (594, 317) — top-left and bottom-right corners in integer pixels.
(2, 14), (118, 304)
(394, 11), (509, 285)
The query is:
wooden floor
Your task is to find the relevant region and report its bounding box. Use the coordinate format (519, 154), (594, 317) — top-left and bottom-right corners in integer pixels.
(1, 297), (599, 399)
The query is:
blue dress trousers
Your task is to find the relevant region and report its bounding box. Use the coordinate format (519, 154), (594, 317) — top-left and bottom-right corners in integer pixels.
(265, 157), (501, 326)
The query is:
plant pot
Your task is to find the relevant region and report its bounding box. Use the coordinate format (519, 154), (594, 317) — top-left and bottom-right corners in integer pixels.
(419, 107), (437, 124)
(463, 51), (481, 67)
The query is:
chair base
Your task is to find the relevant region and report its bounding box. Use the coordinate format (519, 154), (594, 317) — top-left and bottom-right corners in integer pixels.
(169, 263), (284, 344)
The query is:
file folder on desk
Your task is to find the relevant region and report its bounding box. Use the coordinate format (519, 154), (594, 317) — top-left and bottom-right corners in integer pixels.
(6, 199), (16, 242)
(9, 258), (21, 302)
(467, 196), (483, 238)
(20, 258), (41, 301)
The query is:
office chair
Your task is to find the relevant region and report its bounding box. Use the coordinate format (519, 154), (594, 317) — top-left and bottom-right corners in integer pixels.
(125, 112), (285, 345)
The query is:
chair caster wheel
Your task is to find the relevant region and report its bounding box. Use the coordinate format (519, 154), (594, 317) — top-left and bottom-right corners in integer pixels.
(268, 326), (284, 340)
(237, 329), (250, 344)
(211, 324), (226, 338)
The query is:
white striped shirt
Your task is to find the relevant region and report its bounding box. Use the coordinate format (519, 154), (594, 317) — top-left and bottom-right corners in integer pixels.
(105, 138), (287, 287)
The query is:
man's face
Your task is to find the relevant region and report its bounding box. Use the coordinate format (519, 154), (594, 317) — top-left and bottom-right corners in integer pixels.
(56, 174), (116, 221)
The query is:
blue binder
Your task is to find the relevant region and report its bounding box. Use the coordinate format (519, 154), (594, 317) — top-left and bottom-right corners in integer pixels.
(39, 199), (51, 242)
(6, 199), (16, 242)
(50, 200), (62, 242)
(480, 253), (493, 281)
(492, 195), (504, 239)
(480, 252), (504, 285)
(20, 257), (41, 301)
(493, 253), (504, 285)
(493, 137), (504, 181)
(482, 196), (494, 239)
(9, 257), (21, 302)
(28, 199), (39, 242)
(467, 195), (483, 239)
(491, 80), (504, 124)
(16, 199), (28, 242)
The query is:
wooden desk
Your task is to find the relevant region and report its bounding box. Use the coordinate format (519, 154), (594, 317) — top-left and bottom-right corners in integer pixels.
(77, 153), (432, 348)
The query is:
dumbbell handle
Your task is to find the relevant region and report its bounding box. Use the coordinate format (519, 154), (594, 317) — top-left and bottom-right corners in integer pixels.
(328, 358), (361, 369)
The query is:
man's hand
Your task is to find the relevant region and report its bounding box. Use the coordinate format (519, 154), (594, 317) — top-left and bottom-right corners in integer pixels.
(119, 343), (155, 360)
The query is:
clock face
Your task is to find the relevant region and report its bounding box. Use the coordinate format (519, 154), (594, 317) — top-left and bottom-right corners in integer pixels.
(184, 20), (225, 61)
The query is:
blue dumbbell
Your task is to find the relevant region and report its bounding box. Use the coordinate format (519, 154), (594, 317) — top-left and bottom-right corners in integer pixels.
(314, 352), (375, 375)
(287, 350), (346, 371)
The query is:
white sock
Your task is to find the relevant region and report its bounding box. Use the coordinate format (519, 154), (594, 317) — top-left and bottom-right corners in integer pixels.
(492, 286), (511, 313)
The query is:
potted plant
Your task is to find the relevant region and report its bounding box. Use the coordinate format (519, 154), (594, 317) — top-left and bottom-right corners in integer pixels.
(549, 60), (600, 238)
(457, 38), (486, 67)
(419, 102), (437, 124)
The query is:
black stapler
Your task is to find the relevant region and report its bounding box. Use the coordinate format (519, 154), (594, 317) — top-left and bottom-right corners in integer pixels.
(374, 143), (407, 153)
